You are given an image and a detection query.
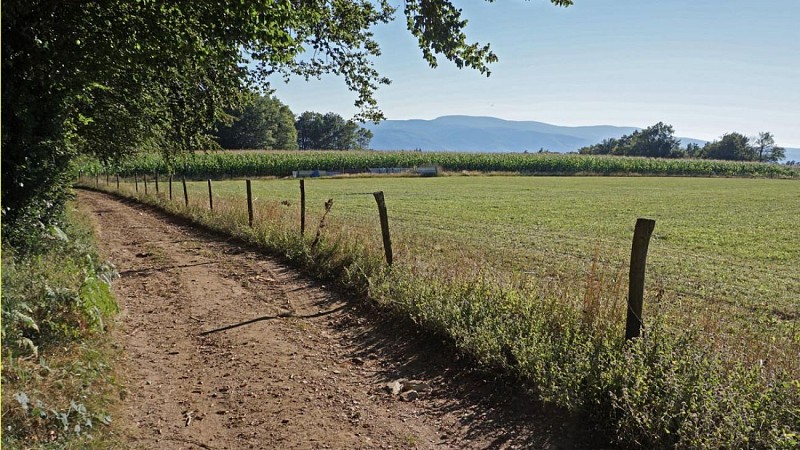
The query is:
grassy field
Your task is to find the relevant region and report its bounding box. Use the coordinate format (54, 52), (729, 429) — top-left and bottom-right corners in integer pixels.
(86, 173), (800, 447)
(172, 175), (800, 364)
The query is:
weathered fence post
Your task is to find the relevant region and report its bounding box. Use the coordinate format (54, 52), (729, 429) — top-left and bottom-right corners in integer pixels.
(144, 174), (148, 195)
(373, 191), (393, 266)
(300, 179), (306, 235)
(134, 173), (139, 192)
(182, 176), (189, 207)
(625, 218), (656, 341)
(169, 175), (173, 201)
(154, 172), (159, 195)
(246, 179), (254, 227)
(95, 173), (99, 187)
(207, 179), (214, 211)
(116, 173), (120, 190)
(105, 172), (109, 185)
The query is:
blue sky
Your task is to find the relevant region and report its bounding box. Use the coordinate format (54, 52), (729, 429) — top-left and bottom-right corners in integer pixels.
(269, 0), (800, 147)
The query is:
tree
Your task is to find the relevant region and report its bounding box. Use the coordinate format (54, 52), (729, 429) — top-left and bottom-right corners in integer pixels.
(215, 95), (298, 150)
(752, 132), (785, 162)
(295, 112), (373, 150)
(2, 0), (572, 251)
(686, 142), (702, 158)
(579, 138), (618, 155)
(700, 132), (754, 161)
(578, 123), (681, 158)
(620, 122), (682, 158)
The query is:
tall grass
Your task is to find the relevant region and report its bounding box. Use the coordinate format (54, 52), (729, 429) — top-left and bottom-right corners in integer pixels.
(81, 150), (800, 179)
(2, 204), (121, 448)
(81, 177), (800, 449)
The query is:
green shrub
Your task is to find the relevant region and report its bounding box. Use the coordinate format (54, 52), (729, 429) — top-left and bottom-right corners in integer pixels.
(2, 204), (120, 447)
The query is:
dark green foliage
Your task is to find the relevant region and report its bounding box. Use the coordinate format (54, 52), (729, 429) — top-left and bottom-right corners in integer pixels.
(215, 95), (298, 150)
(296, 112), (374, 150)
(404, 0), (572, 76)
(701, 132), (754, 161)
(580, 124), (789, 164)
(686, 142), (702, 157)
(750, 131), (785, 162)
(1, 214), (119, 358)
(579, 122), (682, 158)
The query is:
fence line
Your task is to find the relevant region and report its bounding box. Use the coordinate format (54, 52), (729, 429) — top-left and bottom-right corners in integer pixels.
(94, 176), (799, 344)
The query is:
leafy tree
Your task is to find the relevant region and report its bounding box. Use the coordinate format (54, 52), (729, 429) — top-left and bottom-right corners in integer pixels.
(2, 0), (572, 251)
(579, 138), (618, 155)
(215, 95), (298, 150)
(699, 132), (786, 162)
(686, 142), (702, 158)
(700, 132), (754, 161)
(295, 112), (373, 150)
(752, 132), (785, 162)
(617, 122), (681, 158)
(579, 122), (681, 158)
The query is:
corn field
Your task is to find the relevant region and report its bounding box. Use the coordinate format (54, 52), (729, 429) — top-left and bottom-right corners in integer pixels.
(82, 150), (800, 179)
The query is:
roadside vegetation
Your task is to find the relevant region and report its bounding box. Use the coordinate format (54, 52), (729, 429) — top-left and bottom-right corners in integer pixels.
(79, 173), (800, 449)
(1, 204), (121, 448)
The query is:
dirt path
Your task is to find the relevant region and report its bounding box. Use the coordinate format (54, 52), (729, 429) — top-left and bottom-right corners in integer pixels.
(78, 189), (600, 450)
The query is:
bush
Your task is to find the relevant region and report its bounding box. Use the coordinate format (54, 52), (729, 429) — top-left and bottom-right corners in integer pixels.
(2, 203), (120, 447)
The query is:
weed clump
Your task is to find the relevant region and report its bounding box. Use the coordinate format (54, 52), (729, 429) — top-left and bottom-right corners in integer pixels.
(2, 204), (120, 447)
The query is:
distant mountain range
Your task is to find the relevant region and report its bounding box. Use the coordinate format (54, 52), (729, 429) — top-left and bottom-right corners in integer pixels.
(363, 115), (714, 154)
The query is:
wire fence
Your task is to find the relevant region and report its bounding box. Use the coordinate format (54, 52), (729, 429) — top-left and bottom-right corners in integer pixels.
(80, 172), (800, 358)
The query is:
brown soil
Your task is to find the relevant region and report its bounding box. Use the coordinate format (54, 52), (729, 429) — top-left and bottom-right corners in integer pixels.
(78, 189), (607, 450)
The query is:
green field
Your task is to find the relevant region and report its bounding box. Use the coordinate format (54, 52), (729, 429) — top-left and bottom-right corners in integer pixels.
(88, 173), (800, 447)
(172, 175), (800, 363)
(83, 149), (800, 178)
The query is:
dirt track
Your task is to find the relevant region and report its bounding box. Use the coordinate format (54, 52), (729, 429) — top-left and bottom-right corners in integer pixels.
(78, 189), (600, 450)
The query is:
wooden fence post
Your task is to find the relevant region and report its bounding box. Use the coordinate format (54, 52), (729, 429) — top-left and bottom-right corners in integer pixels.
(134, 173), (139, 192)
(300, 179), (306, 235)
(116, 173), (120, 190)
(169, 175), (173, 200)
(246, 179), (254, 227)
(625, 218), (656, 341)
(373, 191), (393, 266)
(105, 172), (109, 185)
(95, 173), (99, 187)
(144, 174), (148, 195)
(207, 179), (213, 211)
(154, 172), (159, 194)
(182, 176), (189, 207)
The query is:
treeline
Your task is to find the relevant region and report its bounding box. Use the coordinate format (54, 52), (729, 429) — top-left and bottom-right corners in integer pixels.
(579, 122), (786, 162)
(213, 95), (372, 151)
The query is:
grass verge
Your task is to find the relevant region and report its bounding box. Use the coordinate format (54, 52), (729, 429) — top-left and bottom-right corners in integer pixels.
(2, 202), (122, 448)
(78, 181), (800, 449)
